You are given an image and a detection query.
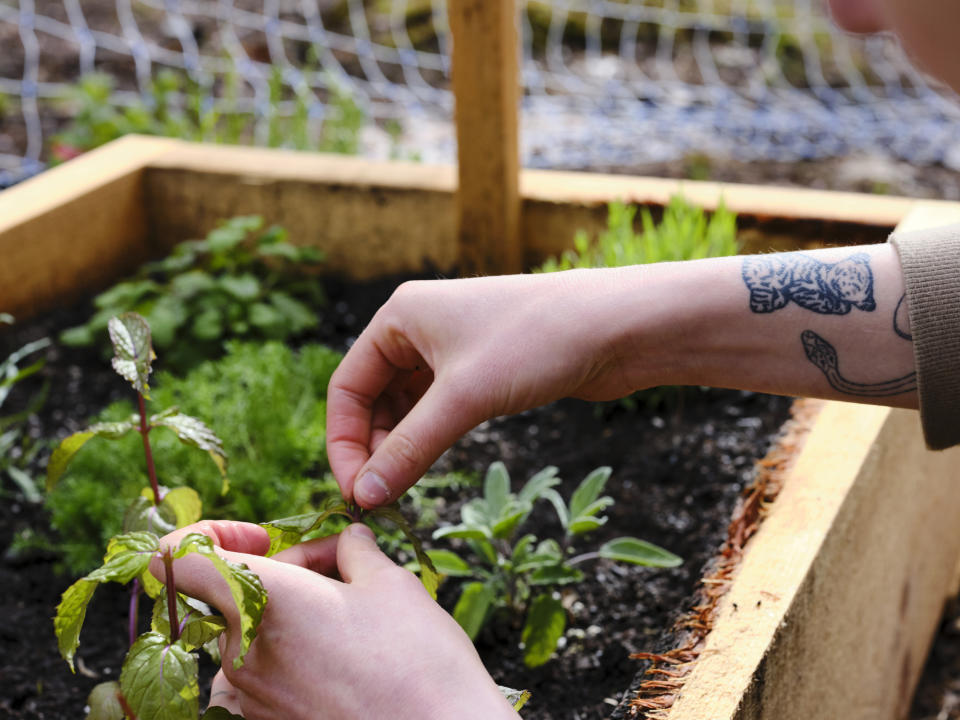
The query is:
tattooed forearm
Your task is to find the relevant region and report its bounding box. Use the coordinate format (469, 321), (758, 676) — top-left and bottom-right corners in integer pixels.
(801, 330), (917, 397)
(742, 252), (876, 314)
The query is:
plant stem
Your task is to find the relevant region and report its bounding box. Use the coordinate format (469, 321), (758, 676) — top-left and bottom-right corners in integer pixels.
(136, 393), (161, 505)
(567, 551), (600, 566)
(162, 548), (180, 643)
(128, 578), (141, 648)
(116, 691), (138, 720)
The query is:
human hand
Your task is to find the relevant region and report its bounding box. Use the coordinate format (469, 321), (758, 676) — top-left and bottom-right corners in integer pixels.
(150, 521), (519, 720)
(327, 269), (654, 507)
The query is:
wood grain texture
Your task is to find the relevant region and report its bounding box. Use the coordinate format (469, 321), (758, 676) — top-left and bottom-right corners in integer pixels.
(0, 136), (178, 319)
(666, 201), (960, 720)
(449, 0), (522, 274)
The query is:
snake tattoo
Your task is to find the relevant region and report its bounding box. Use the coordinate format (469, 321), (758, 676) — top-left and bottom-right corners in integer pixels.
(801, 330), (917, 397)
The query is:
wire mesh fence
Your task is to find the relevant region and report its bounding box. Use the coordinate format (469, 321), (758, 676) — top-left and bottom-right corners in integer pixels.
(1, 0), (959, 188)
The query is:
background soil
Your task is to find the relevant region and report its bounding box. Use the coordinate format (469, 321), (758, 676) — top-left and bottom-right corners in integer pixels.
(0, 276), (794, 720)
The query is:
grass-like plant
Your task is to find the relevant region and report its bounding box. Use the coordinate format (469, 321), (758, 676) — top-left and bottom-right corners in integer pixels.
(424, 462), (682, 668)
(60, 216), (325, 371)
(0, 314), (51, 503)
(536, 195), (738, 272)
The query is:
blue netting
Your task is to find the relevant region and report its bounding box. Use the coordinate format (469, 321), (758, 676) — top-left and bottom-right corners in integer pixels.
(1, 0), (959, 188)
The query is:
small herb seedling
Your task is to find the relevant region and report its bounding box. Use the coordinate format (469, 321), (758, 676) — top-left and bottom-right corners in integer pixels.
(51, 313), (246, 719)
(425, 462), (682, 668)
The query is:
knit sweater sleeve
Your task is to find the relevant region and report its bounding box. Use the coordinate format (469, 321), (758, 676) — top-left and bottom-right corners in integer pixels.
(889, 223), (960, 450)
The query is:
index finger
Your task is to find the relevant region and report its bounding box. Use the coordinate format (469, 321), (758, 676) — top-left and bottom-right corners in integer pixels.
(326, 322), (424, 500)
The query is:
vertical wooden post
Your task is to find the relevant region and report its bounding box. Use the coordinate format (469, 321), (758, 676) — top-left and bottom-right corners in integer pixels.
(448, 0), (522, 275)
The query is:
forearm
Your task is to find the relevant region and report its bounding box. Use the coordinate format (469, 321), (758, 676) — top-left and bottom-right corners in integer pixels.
(595, 243), (917, 407)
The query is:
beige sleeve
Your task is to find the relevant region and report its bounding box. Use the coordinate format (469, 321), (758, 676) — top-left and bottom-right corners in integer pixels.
(889, 223), (960, 450)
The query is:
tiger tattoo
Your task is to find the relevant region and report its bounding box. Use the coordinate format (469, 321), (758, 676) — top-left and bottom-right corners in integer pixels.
(742, 253), (876, 315)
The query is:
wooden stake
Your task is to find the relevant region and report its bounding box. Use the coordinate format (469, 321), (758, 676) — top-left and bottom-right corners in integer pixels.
(448, 0), (522, 275)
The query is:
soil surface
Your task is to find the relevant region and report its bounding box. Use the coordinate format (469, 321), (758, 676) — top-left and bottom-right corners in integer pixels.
(0, 275), (794, 720)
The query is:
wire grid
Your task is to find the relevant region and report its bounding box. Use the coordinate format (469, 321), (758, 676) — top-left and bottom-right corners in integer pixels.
(1, 0), (959, 188)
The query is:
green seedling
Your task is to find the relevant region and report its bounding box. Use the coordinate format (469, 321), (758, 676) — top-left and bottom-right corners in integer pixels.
(424, 462), (682, 668)
(60, 216), (324, 371)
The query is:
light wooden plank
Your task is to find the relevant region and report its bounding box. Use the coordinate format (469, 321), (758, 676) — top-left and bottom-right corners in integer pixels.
(449, 0), (522, 274)
(0, 136), (179, 319)
(667, 203), (960, 720)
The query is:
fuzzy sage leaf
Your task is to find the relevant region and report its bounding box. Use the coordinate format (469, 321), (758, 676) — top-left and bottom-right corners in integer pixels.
(521, 593), (566, 668)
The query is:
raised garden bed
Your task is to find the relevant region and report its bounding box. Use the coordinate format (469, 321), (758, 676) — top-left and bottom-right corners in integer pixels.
(3, 137), (960, 720)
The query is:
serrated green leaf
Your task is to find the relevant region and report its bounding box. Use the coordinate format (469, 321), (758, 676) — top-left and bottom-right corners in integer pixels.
(261, 504), (353, 556)
(120, 632), (198, 720)
(152, 590), (227, 650)
(86, 681), (125, 720)
(170, 271), (216, 298)
(87, 532), (161, 585)
(498, 686), (532, 712)
(598, 537), (682, 568)
(151, 413), (228, 493)
(268, 291), (319, 333)
(88, 418), (139, 439)
(569, 466), (612, 520)
(162, 486), (203, 528)
(191, 307), (224, 341)
(528, 564), (584, 586)
(517, 466), (561, 504)
(108, 313), (155, 396)
(123, 495), (178, 536)
(174, 534), (267, 669)
(453, 582), (495, 640)
(54, 578), (97, 671)
(47, 431), (95, 490)
(522, 594), (566, 668)
(370, 505), (438, 599)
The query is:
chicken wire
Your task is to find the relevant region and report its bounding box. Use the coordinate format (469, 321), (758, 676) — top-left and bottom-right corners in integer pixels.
(1, 0), (959, 188)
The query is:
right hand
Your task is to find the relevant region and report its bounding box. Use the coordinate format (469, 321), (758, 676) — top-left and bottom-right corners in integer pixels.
(326, 269), (654, 507)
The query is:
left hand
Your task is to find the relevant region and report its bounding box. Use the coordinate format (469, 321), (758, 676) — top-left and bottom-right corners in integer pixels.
(150, 521), (519, 720)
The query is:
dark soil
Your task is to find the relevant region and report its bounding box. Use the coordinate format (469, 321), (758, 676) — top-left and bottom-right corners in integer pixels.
(0, 274), (795, 720)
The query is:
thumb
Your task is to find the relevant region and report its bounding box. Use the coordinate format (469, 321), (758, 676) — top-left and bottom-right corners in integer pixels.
(336, 523), (396, 584)
(149, 521), (272, 620)
(352, 380), (478, 508)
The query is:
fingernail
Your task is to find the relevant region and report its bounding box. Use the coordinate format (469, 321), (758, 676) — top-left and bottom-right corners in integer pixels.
(355, 471), (391, 505)
(345, 523), (375, 541)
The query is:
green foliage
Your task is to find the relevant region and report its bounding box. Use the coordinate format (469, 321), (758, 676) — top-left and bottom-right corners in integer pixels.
(427, 462), (681, 668)
(55, 532), (267, 720)
(60, 216), (326, 371)
(0, 315), (51, 503)
(536, 195), (738, 273)
(47, 340), (341, 573)
(50, 69), (371, 161)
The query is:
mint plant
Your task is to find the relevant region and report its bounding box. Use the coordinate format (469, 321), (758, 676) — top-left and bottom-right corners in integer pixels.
(426, 462), (682, 668)
(49, 312), (243, 718)
(60, 216), (325, 371)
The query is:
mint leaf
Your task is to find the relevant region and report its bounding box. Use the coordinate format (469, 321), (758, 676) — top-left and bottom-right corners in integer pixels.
(54, 578), (97, 671)
(86, 681), (125, 720)
(174, 534), (267, 669)
(371, 505), (439, 599)
(152, 413), (228, 492)
(260, 503), (353, 556)
(87, 532), (161, 584)
(47, 431), (95, 490)
(108, 313), (155, 396)
(498, 686), (532, 712)
(123, 495), (178, 536)
(522, 593), (566, 668)
(120, 632), (198, 720)
(160, 486), (203, 528)
(201, 707), (246, 720)
(152, 591), (227, 651)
